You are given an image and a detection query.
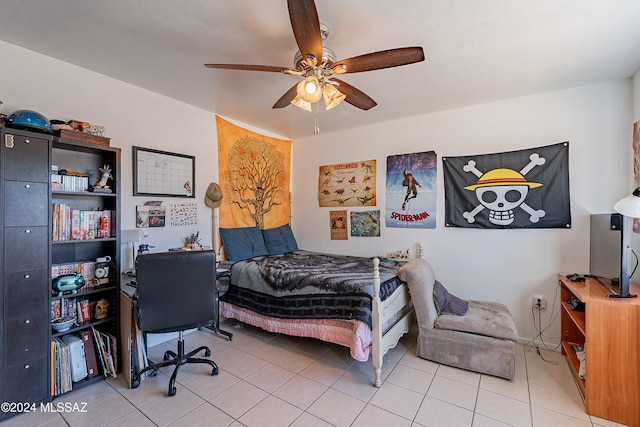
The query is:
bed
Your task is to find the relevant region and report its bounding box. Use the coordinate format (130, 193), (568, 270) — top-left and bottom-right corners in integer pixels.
(217, 224), (420, 387)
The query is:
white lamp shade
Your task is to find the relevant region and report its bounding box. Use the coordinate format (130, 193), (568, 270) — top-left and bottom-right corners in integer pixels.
(121, 228), (146, 243)
(296, 77), (323, 103)
(614, 187), (640, 218)
(323, 85), (346, 110)
(290, 95), (312, 112)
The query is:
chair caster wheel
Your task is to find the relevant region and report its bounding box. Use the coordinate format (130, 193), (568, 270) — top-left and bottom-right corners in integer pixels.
(131, 379), (140, 389)
(212, 366), (219, 376)
(204, 349), (211, 357)
(168, 386), (176, 396)
(163, 353), (171, 361)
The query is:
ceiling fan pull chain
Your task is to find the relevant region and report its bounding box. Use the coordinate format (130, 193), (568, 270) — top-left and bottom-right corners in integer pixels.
(314, 102), (320, 135)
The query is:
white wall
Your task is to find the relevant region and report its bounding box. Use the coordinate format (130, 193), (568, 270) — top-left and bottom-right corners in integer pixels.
(1, 40), (634, 344)
(0, 40), (223, 271)
(292, 80), (633, 343)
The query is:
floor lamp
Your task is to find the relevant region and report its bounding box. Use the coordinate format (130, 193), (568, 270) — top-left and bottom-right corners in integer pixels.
(122, 229), (146, 276)
(612, 187), (640, 298)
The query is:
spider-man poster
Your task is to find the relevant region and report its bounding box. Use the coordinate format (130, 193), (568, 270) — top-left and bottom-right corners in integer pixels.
(443, 142), (571, 229)
(385, 151), (437, 229)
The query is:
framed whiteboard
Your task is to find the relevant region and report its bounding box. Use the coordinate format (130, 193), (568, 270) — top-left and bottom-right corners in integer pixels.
(133, 146), (195, 198)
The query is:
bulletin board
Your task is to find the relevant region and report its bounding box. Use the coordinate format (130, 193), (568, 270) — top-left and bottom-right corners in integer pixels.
(133, 146), (195, 198)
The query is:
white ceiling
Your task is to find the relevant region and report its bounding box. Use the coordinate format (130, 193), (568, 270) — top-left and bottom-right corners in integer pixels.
(1, 0), (640, 139)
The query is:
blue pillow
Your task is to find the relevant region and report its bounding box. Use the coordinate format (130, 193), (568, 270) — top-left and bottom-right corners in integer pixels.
(262, 224), (298, 255)
(219, 227), (269, 261)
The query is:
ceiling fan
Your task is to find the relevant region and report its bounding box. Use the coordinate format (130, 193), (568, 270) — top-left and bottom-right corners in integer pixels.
(205, 0), (425, 112)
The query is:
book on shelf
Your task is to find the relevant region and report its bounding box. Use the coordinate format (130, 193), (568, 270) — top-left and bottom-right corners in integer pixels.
(97, 331), (117, 378)
(52, 204), (112, 241)
(51, 337), (73, 396)
(52, 260), (97, 289)
(80, 329), (100, 379)
(58, 174), (89, 192)
(51, 300), (61, 321)
(90, 326), (108, 378)
(76, 299), (90, 323)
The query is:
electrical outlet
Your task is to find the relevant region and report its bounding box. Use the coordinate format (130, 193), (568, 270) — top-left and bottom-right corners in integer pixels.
(531, 295), (546, 309)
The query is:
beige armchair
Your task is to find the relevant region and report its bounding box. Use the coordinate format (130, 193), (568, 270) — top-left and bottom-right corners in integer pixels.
(398, 258), (518, 380)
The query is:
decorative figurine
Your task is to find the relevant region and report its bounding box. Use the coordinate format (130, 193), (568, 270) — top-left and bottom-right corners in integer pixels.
(92, 164), (113, 192)
(94, 298), (109, 320)
(52, 273), (86, 296)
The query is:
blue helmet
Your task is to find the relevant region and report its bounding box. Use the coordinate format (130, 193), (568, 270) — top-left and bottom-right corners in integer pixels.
(6, 109), (53, 134)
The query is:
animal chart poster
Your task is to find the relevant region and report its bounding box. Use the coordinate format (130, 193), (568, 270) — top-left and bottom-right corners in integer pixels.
(443, 142), (571, 229)
(386, 151), (437, 229)
(217, 116), (291, 229)
(318, 160), (376, 207)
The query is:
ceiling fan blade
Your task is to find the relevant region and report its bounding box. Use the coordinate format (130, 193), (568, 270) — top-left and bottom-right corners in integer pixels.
(287, 0), (323, 63)
(330, 78), (377, 110)
(333, 47), (425, 74)
(205, 63), (289, 73)
(272, 84), (299, 109)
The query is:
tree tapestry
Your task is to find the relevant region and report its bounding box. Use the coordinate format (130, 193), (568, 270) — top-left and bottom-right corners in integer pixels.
(216, 116), (292, 229)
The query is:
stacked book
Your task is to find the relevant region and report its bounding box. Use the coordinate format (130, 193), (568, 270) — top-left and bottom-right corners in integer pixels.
(52, 261), (97, 288)
(51, 170), (89, 192)
(52, 204), (112, 241)
(50, 327), (117, 397)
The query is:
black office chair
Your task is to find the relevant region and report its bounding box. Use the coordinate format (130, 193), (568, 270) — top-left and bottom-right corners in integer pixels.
(131, 250), (219, 396)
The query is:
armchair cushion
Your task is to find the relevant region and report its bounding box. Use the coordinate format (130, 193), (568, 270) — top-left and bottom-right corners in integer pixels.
(398, 258), (438, 329)
(434, 300), (518, 342)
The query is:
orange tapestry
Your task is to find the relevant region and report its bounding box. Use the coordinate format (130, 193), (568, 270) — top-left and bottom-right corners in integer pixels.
(216, 116), (292, 229)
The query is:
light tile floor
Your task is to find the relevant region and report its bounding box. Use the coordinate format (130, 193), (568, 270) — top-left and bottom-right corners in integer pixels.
(5, 321), (630, 427)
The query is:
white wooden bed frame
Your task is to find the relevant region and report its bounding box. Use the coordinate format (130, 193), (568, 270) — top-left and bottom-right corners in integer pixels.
(214, 218), (422, 387)
(370, 243), (422, 386)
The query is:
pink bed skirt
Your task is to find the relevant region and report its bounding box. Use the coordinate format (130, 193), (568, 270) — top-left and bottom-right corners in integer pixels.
(220, 301), (372, 361)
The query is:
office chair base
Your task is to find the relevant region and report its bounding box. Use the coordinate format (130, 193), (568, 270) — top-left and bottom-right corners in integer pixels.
(132, 332), (218, 396)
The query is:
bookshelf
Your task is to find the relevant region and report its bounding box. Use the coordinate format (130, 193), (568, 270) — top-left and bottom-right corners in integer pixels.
(50, 136), (121, 396)
(0, 127), (120, 421)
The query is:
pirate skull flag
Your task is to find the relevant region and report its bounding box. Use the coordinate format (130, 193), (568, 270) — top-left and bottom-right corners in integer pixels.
(443, 142), (571, 229)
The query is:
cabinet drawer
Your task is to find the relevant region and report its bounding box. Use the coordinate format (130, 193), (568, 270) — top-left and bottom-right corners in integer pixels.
(4, 270), (49, 319)
(3, 226), (48, 272)
(4, 181), (49, 226)
(3, 356), (49, 403)
(2, 133), (49, 182)
(4, 313), (49, 366)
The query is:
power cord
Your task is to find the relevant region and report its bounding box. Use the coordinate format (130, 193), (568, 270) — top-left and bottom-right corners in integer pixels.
(524, 289), (561, 363)
(629, 247), (638, 279)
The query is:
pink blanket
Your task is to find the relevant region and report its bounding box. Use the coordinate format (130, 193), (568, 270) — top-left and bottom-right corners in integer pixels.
(220, 301), (372, 361)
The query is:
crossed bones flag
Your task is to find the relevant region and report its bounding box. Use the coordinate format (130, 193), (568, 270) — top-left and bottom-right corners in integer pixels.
(443, 142), (571, 229)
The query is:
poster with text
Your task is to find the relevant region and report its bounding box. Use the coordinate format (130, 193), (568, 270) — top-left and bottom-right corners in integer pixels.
(330, 210), (348, 240)
(385, 151), (437, 229)
(318, 160), (376, 207)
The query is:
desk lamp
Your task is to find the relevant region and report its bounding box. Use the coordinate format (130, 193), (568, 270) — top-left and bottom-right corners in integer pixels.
(612, 187), (640, 298)
(121, 229), (146, 276)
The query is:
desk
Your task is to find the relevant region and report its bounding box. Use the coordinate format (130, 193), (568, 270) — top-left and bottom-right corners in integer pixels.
(206, 268), (233, 341)
(120, 280), (146, 388)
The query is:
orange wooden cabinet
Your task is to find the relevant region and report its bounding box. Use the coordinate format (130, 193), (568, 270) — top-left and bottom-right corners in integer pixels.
(558, 274), (640, 426)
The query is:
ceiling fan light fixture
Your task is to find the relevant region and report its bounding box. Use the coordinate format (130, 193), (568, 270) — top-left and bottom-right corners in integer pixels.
(297, 76), (323, 103)
(290, 95), (313, 112)
(323, 84), (346, 110)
